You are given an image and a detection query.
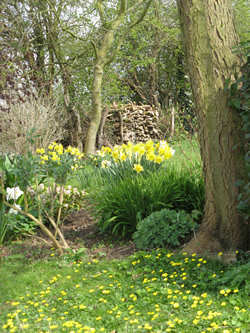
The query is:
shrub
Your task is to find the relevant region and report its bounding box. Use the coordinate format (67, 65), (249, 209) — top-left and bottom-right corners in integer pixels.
(89, 166), (204, 237)
(132, 208), (198, 249)
(0, 142), (85, 252)
(27, 184), (86, 222)
(0, 92), (68, 155)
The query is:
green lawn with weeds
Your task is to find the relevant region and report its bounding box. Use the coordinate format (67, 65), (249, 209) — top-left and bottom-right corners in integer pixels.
(0, 248), (249, 333)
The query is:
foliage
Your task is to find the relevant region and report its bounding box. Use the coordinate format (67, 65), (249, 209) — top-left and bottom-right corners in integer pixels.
(0, 248), (249, 332)
(132, 208), (199, 250)
(90, 165), (204, 237)
(0, 204), (9, 244)
(0, 153), (18, 209)
(75, 165), (100, 189)
(0, 185), (35, 244)
(225, 40), (250, 220)
(233, 0), (250, 42)
(2, 212), (37, 242)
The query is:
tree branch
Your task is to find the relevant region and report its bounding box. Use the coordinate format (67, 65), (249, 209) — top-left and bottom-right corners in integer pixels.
(104, 0), (153, 66)
(118, 0), (126, 17)
(47, 0), (88, 42)
(97, 0), (105, 24)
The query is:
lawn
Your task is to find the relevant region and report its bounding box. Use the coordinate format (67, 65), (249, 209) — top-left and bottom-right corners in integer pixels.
(0, 248), (249, 333)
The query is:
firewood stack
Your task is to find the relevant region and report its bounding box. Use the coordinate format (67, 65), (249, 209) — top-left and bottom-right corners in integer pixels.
(107, 102), (163, 144)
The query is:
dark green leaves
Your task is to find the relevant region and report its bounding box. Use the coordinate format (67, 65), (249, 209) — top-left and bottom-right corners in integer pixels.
(132, 208), (198, 250)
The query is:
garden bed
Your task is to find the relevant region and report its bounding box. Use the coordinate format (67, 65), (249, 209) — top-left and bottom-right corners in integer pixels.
(0, 208), (135, 261)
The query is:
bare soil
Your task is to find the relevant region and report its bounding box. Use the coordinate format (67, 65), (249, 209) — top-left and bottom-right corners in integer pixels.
(0, 208), (136, 260)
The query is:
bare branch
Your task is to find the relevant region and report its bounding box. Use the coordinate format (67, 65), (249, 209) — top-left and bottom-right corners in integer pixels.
(97, 0), (105, 23)
(47, 0), (88, 42)
(118, 0), (126, 16)
(104, 0), (153, 66)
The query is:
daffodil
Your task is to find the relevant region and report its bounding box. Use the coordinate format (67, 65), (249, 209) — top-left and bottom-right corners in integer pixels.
(133, 164), (144, 173)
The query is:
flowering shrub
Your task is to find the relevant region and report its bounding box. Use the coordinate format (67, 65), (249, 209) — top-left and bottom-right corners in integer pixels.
(84, 140), (204, 238)
(27, 184), (85, 222)
(99, 140), (175, 167)
(1, 142), (86, 253)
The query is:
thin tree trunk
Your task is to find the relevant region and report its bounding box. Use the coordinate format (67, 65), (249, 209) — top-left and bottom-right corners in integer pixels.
(84, 0), (153, 154)
(84, 58), (105, 154)
(177, 0), (249, 252)
(118, 110), (124, 144)
(97, 106), (110, 149)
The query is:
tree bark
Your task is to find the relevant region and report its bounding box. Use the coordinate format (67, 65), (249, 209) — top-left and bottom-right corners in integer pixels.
(97, 106), (109, 150)
(176, 0), (249, 252)
(84, 54), (105, 154)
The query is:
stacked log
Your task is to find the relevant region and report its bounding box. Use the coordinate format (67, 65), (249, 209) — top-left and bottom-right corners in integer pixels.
(106, 102), (163, 144)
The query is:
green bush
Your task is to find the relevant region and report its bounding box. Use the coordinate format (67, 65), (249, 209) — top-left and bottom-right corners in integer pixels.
(89, 166), (204, 237)
(132, 208), (197, 249)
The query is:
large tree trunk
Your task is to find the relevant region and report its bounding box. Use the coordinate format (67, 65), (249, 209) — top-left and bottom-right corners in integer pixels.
(177, 0), (249, 252)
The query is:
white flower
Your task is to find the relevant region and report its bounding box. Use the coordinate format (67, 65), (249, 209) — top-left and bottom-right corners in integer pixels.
(64, 189), (71, 195)
(6, 187), (24, 201)
(27, 186), (35, 196)
(73, 188), (79, 195)
(170, 148), (176, 156)
(81, 190), (85, 196)
(159, 140), (167, 149)
(9, 204), (21, 214)
(96, 150), (105, 157)
(38, 183), (44, 190)
(67, 185), (72, 190)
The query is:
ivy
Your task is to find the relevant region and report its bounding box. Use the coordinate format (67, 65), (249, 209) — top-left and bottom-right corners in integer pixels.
(225, 41), (250, 220)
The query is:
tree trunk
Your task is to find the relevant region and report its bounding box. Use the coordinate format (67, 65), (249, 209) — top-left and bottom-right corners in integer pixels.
(84, 0), (153, 154)
(84, 57), (105, 154)
(176, 0), (249, 252)
(97, 106), (110, 149)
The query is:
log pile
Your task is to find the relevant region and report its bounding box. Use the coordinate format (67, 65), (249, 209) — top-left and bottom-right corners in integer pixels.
(106, 102), (163, 144)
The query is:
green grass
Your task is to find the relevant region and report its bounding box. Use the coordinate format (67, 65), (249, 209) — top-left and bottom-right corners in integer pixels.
(170, 138), (202, 172)
(0, 249), (249, 333)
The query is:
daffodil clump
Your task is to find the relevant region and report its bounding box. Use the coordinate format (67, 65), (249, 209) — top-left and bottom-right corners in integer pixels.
(97, 140), (175, 174)
(36, 142), (85, 184)
(1, 249), (248, 333)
